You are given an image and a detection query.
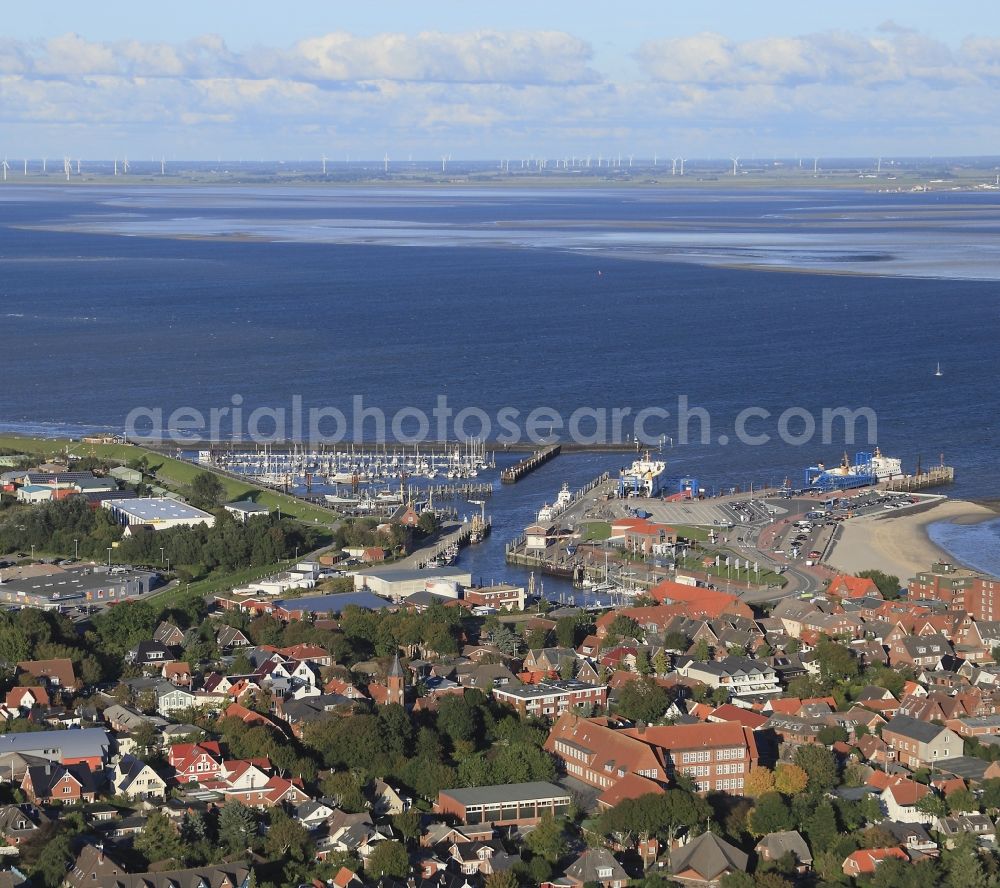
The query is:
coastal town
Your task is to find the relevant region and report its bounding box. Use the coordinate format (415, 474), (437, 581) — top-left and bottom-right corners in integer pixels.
(0, 437), (996, 888)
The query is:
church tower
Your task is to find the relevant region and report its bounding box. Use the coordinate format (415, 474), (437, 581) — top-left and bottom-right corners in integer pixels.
(386, 653), (405, 706)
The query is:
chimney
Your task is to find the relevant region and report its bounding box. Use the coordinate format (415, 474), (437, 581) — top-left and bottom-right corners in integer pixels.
(97, 841), (104, 863)
(636, 720), (646, 735)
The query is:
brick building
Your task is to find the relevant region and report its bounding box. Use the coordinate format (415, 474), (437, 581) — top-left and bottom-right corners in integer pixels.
(492, 680), (607, 718)
(909, 562), (1000, 621)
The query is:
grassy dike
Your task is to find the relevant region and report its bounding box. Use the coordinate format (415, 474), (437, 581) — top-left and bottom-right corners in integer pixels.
(0, 434), (338, 525)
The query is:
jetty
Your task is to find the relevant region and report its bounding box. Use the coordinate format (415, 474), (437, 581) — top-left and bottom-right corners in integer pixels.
(500, 444), (561, 484)
(885, 464), (955, 492)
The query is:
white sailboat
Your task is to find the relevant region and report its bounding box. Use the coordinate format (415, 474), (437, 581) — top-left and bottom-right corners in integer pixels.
(934, 362), (943, 377)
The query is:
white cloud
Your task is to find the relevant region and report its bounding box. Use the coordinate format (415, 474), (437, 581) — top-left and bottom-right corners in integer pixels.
(2, 25), (1000, 157)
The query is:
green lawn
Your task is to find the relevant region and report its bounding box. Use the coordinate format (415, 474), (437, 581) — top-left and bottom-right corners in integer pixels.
(153, 560), (291, 606)
(673, 524), (711, 542)
(578, 521), (612, 541)
(0, 434), (338, 525)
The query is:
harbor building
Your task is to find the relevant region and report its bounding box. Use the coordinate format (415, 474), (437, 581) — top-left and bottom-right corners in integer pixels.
(353, 566), (471, 601)
(103, 497), (216, 531)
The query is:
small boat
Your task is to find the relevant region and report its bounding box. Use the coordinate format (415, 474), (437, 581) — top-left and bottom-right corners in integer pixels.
(934, 362), (943, 377)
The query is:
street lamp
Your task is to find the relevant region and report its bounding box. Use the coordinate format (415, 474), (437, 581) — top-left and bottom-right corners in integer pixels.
(159, 547), (165, 565)
(107, 547), (112, 570)
(73, 539), (79, 560)
(30, 544), (35, 561)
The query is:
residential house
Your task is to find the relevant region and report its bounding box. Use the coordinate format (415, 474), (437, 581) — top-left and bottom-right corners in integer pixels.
(880, 779), (934, 824)
(153, 621), (187, 647)
(15, 658), (76, 693)
(754, 831), (812, 872)
(21, 763), (96, 804)
(842, 848), (909, 877)
(492, 680), (607, 719)
(676, 656), (780, 697)
(561, 848), (629, 888)
(4, 686), (50, 715)
(670, 832), (749, 886)
(112, 754), (167, 800)
(889, 635), (955, 669)
(882, 715), (963, 769)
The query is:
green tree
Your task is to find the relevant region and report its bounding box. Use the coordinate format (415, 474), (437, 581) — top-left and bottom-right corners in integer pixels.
(485, 871), (520, 888)
(946, 787), (976, 814)
(635, 649), (652, 675)
(190, 471), (225, 508)
(816, 639), (859, 685)
(943, 833), (988, 888)
(32, 834), (73, 888)
(365, 840), (410, 879)
(805, 800), (839, 853)
(135, 810), (184, 865)
(218, 800), (257, 854)
(692, 638), (712, 661)
(264, 809), (311, 861)
(857, 569), (901, 599)
(795, 744), (839, 792)
(652, 648), (670, 675)
(393, 809), (422, 844)
(616, 677), (669, 723)
(555, 616), (578, 649)
(524, 814), (567, 864)
(559, 657), (576, 681)
(748, 792), (793, 837)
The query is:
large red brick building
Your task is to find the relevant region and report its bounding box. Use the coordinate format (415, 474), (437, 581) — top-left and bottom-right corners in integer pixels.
(544, 714), (760, 797)
(908, 562), (1000, 621)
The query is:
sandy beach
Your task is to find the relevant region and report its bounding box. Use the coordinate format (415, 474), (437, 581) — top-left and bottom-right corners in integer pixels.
(826, 498), (998, 581)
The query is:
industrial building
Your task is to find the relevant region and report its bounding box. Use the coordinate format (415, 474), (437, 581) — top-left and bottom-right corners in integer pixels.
(435, 782), (571, 826)
(0, 564), (160, 610)
(103, 497), (216, 530)
(353, 565), (472, 601)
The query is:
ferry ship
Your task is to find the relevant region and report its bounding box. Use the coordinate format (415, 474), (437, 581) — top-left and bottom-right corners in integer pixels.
(537, 482), (574, 522)
(807, 447), (903, 490)
(618, 453), (668, 498)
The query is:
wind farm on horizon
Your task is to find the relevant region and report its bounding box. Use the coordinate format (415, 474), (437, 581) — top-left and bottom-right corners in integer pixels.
(2, 153), (1000, 190)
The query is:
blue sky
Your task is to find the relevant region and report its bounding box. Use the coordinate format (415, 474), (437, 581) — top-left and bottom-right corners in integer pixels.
(2, 1), (999, 159)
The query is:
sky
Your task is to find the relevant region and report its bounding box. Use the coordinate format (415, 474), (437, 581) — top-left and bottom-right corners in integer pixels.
(2, 1), (999, 160)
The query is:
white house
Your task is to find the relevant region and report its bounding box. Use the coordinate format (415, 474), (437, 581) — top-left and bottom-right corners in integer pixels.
(112, 755), (167, 801)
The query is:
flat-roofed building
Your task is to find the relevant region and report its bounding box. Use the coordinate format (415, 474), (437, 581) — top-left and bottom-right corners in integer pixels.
(493, 680), (607, 719)
(0, 565), (159, 610)
(353, 565), (471, 601)
(104, 497), (215, 530)
(435, 782), (570, 826)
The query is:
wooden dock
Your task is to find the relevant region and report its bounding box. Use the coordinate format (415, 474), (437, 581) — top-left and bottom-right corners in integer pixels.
(500, 444), (561, 483)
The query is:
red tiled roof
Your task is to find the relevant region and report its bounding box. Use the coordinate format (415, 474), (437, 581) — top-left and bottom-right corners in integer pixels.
(708, 704), (768, 729)
(598, 772), (664, 807)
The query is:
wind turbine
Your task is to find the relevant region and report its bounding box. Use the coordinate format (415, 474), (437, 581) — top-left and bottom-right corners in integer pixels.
(122, 157), (130, 174)
(114, 158), (119, 176)
(731, 157), (739, 176)
(22, 159), (27, 176)
(63, 157), (70, 180)
(76, 159), (81, 174)
(1, 158), (8, 182)
(161, 156), (166, 175)
(876, 156), (882, 176)
(383, 152), (389, 174)
(679, 158), (686, 175)
(441, 155), (447, 173)
(321, 155), (327, 175)
(813, 157), (819, 176)
(42, 157), (47, 173)
(671, 158), (678, 175)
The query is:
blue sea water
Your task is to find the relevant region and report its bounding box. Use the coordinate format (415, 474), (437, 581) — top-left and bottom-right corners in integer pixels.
(928, 518), (1000, 577)
(1, 184), (998, 578)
